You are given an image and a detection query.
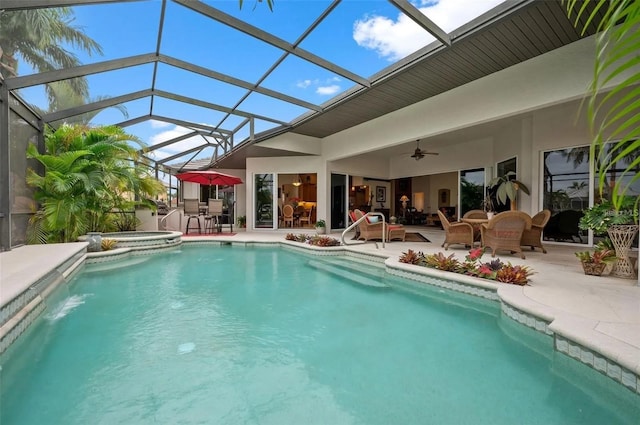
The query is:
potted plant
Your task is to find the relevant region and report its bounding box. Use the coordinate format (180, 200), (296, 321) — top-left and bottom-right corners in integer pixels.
(575, 246), (617, 276)
(488, 171), (530, 211)
(579, 197), (638, 278)
(480, 194), (495, 219)
(315, 219), (326, 235)
(237, 215), (246, 228)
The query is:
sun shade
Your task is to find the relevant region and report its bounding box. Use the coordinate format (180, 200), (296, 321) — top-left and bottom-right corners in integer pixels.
(176, 170), (243, 186)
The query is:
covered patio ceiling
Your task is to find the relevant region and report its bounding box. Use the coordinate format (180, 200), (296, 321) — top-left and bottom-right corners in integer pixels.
(1, 0), (604, 172)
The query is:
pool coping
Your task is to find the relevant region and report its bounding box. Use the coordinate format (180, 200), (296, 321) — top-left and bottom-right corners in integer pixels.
(1, 237), (638, 394)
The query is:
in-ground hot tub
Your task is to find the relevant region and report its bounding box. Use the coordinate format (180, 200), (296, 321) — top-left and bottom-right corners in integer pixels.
(78, 231), (183, 263)
(98, 231), (182, 248)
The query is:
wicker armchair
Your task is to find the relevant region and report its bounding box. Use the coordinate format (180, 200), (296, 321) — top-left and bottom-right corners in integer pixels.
(463, 210), (488, 219)
(438, 210), (475, 250)
(354, 209), (387, 241)
(480, 211), (532, 259)
(521, 209), (551, 253)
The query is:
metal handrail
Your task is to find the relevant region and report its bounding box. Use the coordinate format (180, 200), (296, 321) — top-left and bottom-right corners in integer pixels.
(341, 212), (386, 248)
(159, 208), (180, 231)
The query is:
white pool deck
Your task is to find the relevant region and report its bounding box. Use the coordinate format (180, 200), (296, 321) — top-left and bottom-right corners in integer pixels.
(1, 227), (639, 389)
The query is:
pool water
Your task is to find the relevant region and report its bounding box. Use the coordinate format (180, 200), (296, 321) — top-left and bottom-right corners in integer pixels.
(1, 246), (638, 424)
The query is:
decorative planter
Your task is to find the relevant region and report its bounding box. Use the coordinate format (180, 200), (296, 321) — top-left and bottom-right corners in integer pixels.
(315, 226), (326, 235)
(607, 224), (639, 279)
(86, 232), (103, 252)
(487, 212), (495, 220)
(581, 261), (606, 276)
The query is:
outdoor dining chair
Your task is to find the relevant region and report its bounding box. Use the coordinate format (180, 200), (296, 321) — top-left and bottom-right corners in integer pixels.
(204, 199), (224, 233)
(438, 210), (475, 249)
(299, 205), (314, 227)
(521, 209), (551, 253)
(183, 198), (202, 234)
(481, 211), (532, 259)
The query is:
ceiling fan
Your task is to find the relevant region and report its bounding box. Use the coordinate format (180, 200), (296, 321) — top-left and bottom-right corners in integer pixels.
(409, 140), (438, 160)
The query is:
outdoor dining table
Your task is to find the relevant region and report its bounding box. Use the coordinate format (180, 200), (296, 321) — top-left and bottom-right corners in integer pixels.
(461, 217), (489, 242)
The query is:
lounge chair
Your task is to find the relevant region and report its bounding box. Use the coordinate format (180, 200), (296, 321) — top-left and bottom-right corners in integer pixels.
(481, 211), (532, 259)
(354, 209), (387, 241)
(521, 209), (551, 253)
(438, 210), (475, 249)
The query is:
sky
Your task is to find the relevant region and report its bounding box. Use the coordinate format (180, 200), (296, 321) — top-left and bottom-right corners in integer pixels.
(14, 0), (505, 167)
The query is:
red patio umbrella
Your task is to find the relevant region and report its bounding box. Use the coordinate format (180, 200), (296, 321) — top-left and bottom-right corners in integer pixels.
(176, 170), (243, 186)
(176, 170), (243, 199)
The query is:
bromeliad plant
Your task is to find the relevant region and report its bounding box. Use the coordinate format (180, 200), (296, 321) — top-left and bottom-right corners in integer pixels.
(399, 247), (534, 285)
(284, 233), (340, 247)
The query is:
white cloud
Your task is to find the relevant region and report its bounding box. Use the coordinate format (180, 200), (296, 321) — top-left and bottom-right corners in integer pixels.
(353, 0), (505, 61)
(150, 119), (172, 129)
(316, 85), (341, 95)
(296, 77), (343, 96)
(296, 79), (314, 89)
(148, 125), (217, 160)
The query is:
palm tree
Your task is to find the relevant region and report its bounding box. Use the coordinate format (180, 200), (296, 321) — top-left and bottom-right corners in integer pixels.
(563, 0), (640, 212)
(26, 124), (164, 243)
(0, 7), (102, 105)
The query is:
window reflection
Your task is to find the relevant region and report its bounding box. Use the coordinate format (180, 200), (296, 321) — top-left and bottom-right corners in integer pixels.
(460, 168), (485, 217)
(254, 174), (274, 228)
(542, 148), (589, 243)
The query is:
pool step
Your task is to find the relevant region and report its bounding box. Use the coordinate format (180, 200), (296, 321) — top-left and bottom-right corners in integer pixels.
(306, 259), (388, 288)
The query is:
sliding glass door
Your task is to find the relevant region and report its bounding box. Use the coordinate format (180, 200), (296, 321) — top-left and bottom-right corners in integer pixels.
(254, 173), (274, 229)
(459, 168), (485, 217)
(331, 173), (347, 229)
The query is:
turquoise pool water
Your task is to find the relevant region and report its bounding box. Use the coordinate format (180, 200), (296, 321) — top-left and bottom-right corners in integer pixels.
(2, 245), (638, 424)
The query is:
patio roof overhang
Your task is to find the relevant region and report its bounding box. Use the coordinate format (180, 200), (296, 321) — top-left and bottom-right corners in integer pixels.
(1, 0), (605, 172)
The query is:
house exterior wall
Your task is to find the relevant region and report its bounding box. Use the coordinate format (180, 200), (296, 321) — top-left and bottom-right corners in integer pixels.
(244, 32), (638, 229)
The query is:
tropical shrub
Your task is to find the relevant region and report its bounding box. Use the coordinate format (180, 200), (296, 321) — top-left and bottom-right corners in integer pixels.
(26, 124), (164, 243)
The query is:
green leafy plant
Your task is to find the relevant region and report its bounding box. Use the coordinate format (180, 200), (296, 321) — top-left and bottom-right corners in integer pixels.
(315, 219), (326, 228)
(237, 215), (246, 228)
(579, 198), (638, 235)
(563, 0), (640, 212)
(488, 171), (530, 208)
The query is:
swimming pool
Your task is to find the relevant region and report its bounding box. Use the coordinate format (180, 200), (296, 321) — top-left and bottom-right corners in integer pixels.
(1, 245), (638, 424)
